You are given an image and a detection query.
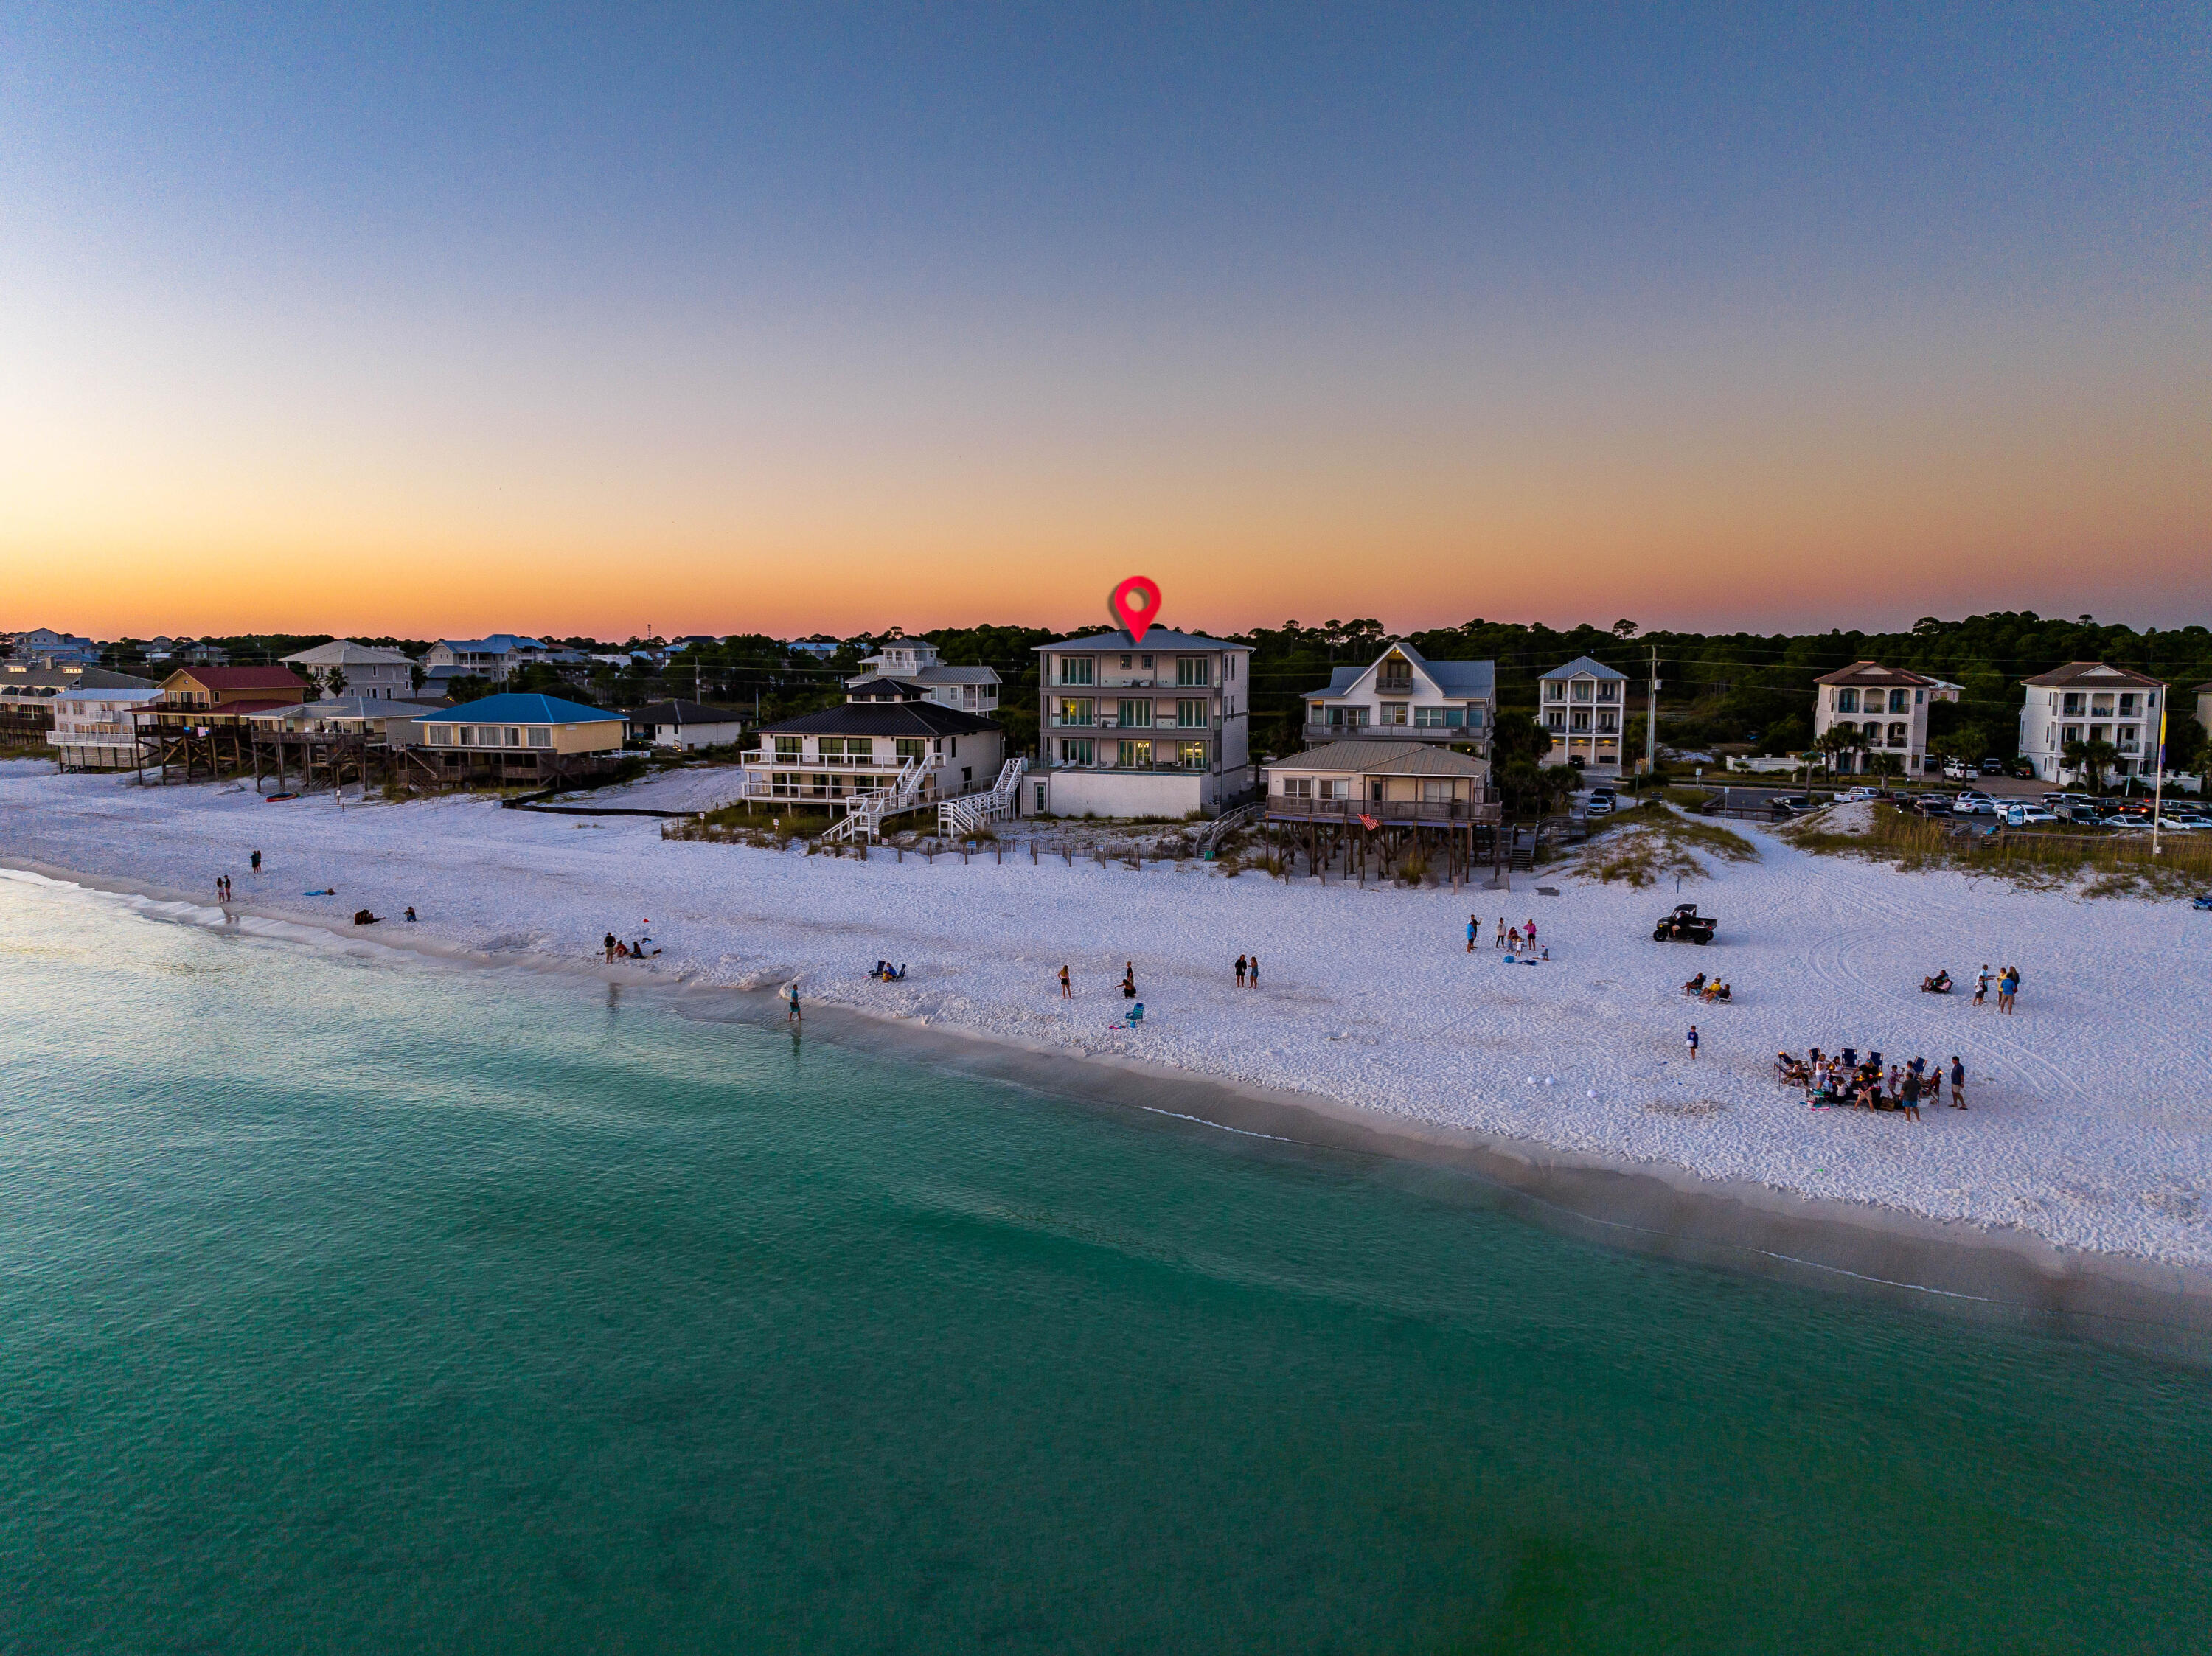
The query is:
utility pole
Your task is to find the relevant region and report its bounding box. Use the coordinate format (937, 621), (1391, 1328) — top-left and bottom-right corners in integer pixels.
(1644, 645), (1660, 780)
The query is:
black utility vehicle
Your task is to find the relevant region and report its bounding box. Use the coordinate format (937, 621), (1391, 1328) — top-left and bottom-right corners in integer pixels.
(1652, 902), (1717, 944)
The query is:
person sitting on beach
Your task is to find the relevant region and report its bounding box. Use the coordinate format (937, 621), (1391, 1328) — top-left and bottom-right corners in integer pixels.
(614, 941), (630, 959)
(633, 939), (659, 958)
(404, 907), (417, 922)
(352, 909), (381, 925)
(1713, 982), (1731, 1002)
(1921, 970), (1952, 993)
(1683, 972), (1705, 997)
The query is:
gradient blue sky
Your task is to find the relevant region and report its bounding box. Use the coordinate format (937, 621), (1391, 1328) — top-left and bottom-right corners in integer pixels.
(4, 3), (2207, 637)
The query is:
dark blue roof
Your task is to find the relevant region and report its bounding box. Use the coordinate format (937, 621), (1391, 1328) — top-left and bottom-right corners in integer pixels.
(439, 693), (623, 725)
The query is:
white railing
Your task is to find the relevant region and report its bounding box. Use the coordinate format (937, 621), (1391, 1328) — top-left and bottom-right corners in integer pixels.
(825, 759), (930, 843)
(938, 756), (1027, 837)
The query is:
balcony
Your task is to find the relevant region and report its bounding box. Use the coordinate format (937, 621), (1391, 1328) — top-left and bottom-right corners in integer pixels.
(1267, 796), (1501, 826)
(1304, 720), (1477, 744)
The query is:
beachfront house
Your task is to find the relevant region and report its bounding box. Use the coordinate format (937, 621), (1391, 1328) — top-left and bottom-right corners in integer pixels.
(156, 665), (310, 716)
(280, 639), (418, 700)
(1264, 741), (1494, 820)
(1537, 655), (1630, 775)
(1299, 643), (1494, 754)
(408, 692), (630, 786)
(6, 627), (100, 666)
(628, 700), (748, 751)
(420, 636), (553, 690)
(1029, 628), (1253, 819)
(1, 664), (158, 748)
(846, 635), (1001, 714)
(745, 683), (1004, 807)
(2019, 663), (2166, 784)
(47, 685), (166, 770)
(243, 697), (448, 740)
(1812, 662), (1941, 773)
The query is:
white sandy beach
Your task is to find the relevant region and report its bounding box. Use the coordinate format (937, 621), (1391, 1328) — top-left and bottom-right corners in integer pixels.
(4, 757), (2209, 1270)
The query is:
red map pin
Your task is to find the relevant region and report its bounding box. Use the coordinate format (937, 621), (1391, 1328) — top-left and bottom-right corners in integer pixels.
(1109, 576), (1161, 644)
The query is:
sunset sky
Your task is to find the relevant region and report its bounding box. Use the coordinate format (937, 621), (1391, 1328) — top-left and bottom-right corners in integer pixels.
(4, 4), (2207, 641)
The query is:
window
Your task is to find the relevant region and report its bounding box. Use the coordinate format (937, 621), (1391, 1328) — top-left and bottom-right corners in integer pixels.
(818, 737), (845, 758)
(2119, 693), (2140, 717)
(1379, 703), (1408, 726)
(1057, 697), (1094, 726)
(1141, 655), (1154, 670)
(1570, 710), (1590, 732)
(1177, 698), (1207, 727)
(1118, 739), (1153, 767)
(1117, 698), (1152, 728)
(1119, 655), (1132, 669)
(505, 728), (521, 747)
(1177, 657), (1210, 686)
(1835, 689), (1858, 713)
(1420, 779), (1453, 803)
(1034, 783), (1048, 813)
(2062, 692), (2084, 716)
(1465, 706), (1484, 729)
(1571, 679), (1593, 703)
(1060, 738), (1094, 766)
(1888, 723), (1907, 746)
(895, 738), (925, 761)
(427, 725), (453, 745)
(1546, 710), (1566, 732)
(458, 726), (476, 745)
(1284, 777), (1313, 799)
(1597, 682), (1619, 703)
(2062, 725), (2081, 745)
(1889, 689), (1910, 714)
(1059, 657), (1093, 686)
(527, 727), (552, 748)
(1596, 711), (1618, 734)
(1545, 681), (1565, 702)
(2089, 724), (2109, 745)
(1177, 741), (1206, 769)
(846, 738), (874, 760)
(1342, 706), (1368, 729)
(1317, 779), (1343, 801)
(1413, 706), (1462, 728)
(774, 736), (802, 758)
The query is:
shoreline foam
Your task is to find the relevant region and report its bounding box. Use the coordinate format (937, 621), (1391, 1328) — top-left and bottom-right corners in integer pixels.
(9, 856), (2208, 1364)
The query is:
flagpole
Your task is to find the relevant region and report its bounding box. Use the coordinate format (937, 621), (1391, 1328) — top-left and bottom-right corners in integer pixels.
(2152, 703), (2166, 857)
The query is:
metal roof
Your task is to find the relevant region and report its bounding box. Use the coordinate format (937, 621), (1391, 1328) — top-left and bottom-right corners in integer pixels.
(279, 639), (415, 667)
(1267, 740), (1488, 776)
(1540, 654), (1629, 681)
(627, 700), (747, 724)
(759, 702), (1001, 737)
(1034, 628), (1248, 653)
(2020, 661), (2165, 689)
(438, 693), (625, 724)
(1301, 644), (1494, 701)
(1812, 660), (1939, 687)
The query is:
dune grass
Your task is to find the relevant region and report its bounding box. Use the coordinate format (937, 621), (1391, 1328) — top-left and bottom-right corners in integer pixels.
(1568, 801), (1758, 888)
(1784, 804), (2212, 897)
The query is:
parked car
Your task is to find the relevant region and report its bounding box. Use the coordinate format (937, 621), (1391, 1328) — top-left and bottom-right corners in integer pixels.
(1770, 793), (1812, 815)
(1913, 795), (1954, 816)
(1952, 792), (1997, 815)
(1979, 758), (2004, 775)
(1652, 903), (1717, 944)
(1583, 788), (1618, 816)
(1943, 759), (1972, 781)
(2155, 813), (2205, 831)
(1837, 785), (1881, 804)
(2004, 804), (2059, 826)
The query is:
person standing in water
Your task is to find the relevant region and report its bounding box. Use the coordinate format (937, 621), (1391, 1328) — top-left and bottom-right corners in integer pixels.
(786, 979), (802, 1023)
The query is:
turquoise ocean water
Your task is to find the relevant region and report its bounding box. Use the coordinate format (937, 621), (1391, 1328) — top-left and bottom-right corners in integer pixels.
(1, 872), (2208, 1654)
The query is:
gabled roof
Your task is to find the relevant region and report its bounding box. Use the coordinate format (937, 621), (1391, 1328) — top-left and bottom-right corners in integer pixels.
(439, 693), (623, 724)
(1302, 643), (1494, 701)
(1268, 740), (1488, 776)
(627, 700), (746, 724)
(2021, 661), (2164, 689)
(849, 665), (1000, 689)
(1814, 661), (1938, 688)
(0, 666), (158, 691)
(1034, 627), (1247, 653)
(759, 702), (1001, 737)
(243, 697), (444, 723)
(163, 666), (307, 690)
(1541, 654), (1629, 681)
(280, 639), (415, 667)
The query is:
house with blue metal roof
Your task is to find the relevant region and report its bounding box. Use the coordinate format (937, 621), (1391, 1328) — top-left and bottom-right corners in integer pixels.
(406, 693), (630, 785)
(1299, 642), (1494, 755)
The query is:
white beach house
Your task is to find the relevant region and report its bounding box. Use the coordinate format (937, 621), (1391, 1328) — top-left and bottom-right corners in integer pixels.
(746, 683), (1004, 805)
(1029, 628), (1253, 819)
(1537, 655), (1630, 775)
(279, 639), (418, 700)
(628, 700), (748, 751)
(1812, 661), (1942, 773)
(846, 635), (1001, 714)
(47, 686), (166, 770)
(2018, 663), (2166, 784)
(1299, 643), (1493, 753)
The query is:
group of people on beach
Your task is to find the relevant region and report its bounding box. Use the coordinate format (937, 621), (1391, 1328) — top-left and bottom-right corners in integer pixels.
(1233, 953), (1260, 987)
(1469, 914), (1546, 958)
(602, 926), (659, 961)
(1774, 1048), (1966, 1117)
(1923, 964), (2023, 1011)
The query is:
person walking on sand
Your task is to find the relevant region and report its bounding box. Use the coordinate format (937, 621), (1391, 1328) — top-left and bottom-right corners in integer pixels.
(1973, 965), (1989, 1006)
(1495, 916), (1507, 949)
(1059, 964), (1071, 999)
(1248, 953), (1259, 988)
(1686, 1023), (1700, 1060)
(786, 979), (802, 1023)
(1467, 914), (1478, 953)
(1949, 1055), (1966, 1110)
(1235, 954), (1247, 987)
(250, 849), (261, 872)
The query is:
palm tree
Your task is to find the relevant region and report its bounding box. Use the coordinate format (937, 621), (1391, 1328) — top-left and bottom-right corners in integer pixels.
(1818, 724), (1868, 777)
(2082, 738), (2118, 794)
